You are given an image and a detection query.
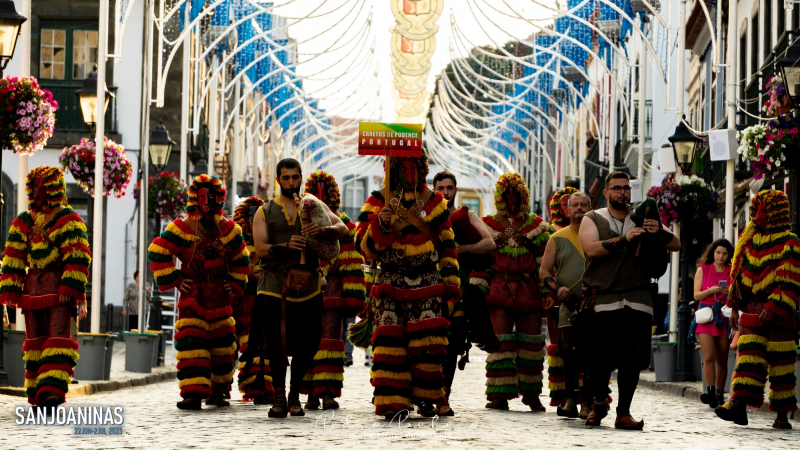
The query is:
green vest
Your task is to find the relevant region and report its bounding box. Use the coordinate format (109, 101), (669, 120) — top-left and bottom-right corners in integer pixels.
(551, 226), (585, 327)
(257, 200), (321, 301)
(581, 209), (653, 316)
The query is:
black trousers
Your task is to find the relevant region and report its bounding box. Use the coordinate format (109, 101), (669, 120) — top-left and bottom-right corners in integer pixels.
(442, 316), (468, 391)
(585, 307), (651, 414)
(256, 293), (323, 389)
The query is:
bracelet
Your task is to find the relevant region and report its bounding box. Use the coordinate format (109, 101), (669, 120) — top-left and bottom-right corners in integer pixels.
(379, 220), (392, 234)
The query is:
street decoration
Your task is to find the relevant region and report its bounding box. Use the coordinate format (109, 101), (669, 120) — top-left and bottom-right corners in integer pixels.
(764, 75), (792, 118)
(59, 136), (133, 198)
(647, 175), (721, 226)
(134, 171), (188, 220)
(738, 115), (800, 180)
(0, 76), (58, 154)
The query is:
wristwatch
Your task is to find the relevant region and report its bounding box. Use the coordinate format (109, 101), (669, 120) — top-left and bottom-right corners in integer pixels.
(324, 225), (332, 237)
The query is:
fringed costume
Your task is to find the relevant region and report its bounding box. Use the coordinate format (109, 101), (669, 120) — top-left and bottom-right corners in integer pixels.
(232, 196), (272, 403)
(300, 171), (366, 408)
(478, 173), (550, 411)
(148, 175), (250, 409)
(0, 166), (90, 407)
(717, 190), (800, 429)
(356, 151), (460, 417)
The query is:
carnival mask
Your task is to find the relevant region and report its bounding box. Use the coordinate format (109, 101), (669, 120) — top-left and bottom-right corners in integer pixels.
(397, 159), (419, 191)
(754, 202), (768, 230)
(198, 187), (216, 215)
(504, 187), (521, 215)
(32, 179), (51, 212)
(317, 181), (327, 203)
(559, 195), (570, 220)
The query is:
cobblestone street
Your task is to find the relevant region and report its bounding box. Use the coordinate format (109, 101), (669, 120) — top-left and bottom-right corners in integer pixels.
(0, 347), (796, 449)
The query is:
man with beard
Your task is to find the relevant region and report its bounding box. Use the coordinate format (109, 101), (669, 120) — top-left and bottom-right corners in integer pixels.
(480, 172), (551, 412)
(251, 159), (349, 418)
(539, 192), (591, 418)
(579, 171), (680, 429)
(716, 190), (800, 429)
(0, 166), (90, 407)
(232, 196), (274, 405)
(149, 174), (251, 410)
(300, 170), (366, 411)
(356, 150), (460, 419)
(433, 171), (497, 416)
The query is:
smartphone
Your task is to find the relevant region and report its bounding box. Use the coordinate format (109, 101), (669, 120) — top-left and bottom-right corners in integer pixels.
(718, 280), (727, 289)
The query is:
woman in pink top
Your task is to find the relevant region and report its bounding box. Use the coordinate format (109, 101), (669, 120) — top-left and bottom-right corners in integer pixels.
(693, 238), (734, 409)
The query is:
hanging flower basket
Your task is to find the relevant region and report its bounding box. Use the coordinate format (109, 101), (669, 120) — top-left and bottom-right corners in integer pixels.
(764, 75), (793, 118)
(0, 76), (58, 154)
(647, 175), (721, 226)
(59, 137), (133, 198)
(134, 171), (188, 220)
(738, 115), (800, 179)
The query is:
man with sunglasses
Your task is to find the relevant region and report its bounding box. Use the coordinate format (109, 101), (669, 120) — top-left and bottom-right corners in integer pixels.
(578, 171), (680, 430)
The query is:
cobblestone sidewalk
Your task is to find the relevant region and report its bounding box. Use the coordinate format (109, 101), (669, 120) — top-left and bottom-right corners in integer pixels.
(0, 347), (796, 449)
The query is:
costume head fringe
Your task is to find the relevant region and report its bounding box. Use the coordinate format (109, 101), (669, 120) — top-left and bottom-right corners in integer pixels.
(186, 174), (227, 218)
(731, 190), (799, 296)
(383, 147), (429, 192)
(303, 170), (340, 210)
(233, 196), (265, 244)
(549, 187), (578, 227)
(494, 172), (530, 218)
(26, 166), (67, 212)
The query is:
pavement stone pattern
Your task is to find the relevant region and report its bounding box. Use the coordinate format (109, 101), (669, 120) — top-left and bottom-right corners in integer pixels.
(0, 346), (797, 449)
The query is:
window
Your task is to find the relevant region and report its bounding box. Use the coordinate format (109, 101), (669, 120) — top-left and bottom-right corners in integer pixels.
(752, 12), (760, 72)
(459, 194), (481, 216)
(39, 29), (66, 80)
(38, 24), (113, 132)
(778, 1), (785, 40)
(72, 30), (98, 80)
(740, 32), (747, 96)
(794, 5), (799, 33)
(765, 0), (772, 56)
(343, 177), (366, 219)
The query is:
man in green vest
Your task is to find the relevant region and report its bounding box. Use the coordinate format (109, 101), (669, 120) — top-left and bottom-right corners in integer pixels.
(539, 191), (591, 419)
(251, 158), (349, 418)
(578, 171), (680, 430)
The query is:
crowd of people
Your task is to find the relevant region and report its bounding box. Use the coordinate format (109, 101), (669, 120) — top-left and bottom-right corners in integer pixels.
(1, 153), (798, 431)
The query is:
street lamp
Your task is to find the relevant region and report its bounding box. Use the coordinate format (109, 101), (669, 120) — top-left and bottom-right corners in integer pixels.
(75, 65), (114, 135)
(778, 35), (800, 107)
(0, 0), (26, 78)
(777, 38), (800, 234)
(667, 115), (701, 174)
(148, 120), (176, 172)
(0, 0), (25, 389)
(668, 115), (702, 383)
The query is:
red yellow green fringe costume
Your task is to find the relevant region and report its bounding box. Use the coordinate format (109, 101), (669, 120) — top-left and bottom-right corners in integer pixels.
(302, 211), (366, 399)
(148, 175), (250, 401)
(479, 173), (550, 406)
(356, 184), (460, 416)
(0, 166), (90, 406)
(726, 190), (800, 414)
(232, 196), (272, 401)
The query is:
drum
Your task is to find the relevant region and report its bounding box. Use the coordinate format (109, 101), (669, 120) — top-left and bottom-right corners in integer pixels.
(298, 193), (340, 261)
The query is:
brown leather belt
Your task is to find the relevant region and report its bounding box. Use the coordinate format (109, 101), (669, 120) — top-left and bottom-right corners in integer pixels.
(493, 272), (532, 281)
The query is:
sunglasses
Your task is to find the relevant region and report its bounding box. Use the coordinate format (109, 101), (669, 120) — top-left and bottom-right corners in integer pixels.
(606, 186), (632, 193)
